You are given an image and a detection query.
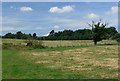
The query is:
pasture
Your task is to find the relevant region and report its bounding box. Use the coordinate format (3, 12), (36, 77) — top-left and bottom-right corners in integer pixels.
(2, 38), (118, 47)
(2, 39), (119, 79)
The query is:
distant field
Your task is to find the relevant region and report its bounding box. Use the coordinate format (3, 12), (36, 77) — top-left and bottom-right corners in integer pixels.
(2, 39), (119, 79)
(2, 38), (118, 47)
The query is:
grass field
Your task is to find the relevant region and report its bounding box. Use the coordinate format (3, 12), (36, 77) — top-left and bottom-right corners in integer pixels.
(2, 38), (118, 47)
(2, 39), (119, 79)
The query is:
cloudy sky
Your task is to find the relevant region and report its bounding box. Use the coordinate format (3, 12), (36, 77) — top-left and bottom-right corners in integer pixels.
(2, 2), (118, 36)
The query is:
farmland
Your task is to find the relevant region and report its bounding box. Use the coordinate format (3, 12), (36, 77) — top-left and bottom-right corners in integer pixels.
(2, 39), (119, 79)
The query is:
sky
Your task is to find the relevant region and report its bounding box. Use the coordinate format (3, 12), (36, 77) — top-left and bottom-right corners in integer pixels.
(2, 2), (118, 36)
(2, 0), (120, 2)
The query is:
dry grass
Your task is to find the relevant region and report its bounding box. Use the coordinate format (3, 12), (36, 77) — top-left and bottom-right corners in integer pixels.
(21, 45), (118, 78)
(2, 38), (118, 47)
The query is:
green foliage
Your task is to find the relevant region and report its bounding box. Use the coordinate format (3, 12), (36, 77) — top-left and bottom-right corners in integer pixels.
(3, 33), (15, 39)
(2, 43), (32, 50)
(104, 27), (118, 39)
(16, 31), (23, 39)
(46, 29), (92, 40)
(112, 33), (120, 43)
(2, 43), (13, 49)
(26, 40), (45, 49)
(45, 27), (117, 41)
(49, 30), (55, 36)
(33, 33), (37, 39)
(89, 20), (108, 45)
(2, 26), (118, 41)
(3, 31), (36, 40)
(26, 41), (33, 47)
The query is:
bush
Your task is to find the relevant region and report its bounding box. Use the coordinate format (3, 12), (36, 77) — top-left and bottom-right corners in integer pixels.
(2, 43), (13, 49)
(2, 43), (32, 50)
(26, 40), (45, 49)
(26, 41), (33, 47)
(116, 38), (120, 43)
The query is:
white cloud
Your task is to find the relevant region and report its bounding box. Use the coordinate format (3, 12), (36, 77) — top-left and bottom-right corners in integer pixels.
(106, 6), (118, 15)
(87, 13), (99, 19)
(20, 6), (33, 12)
(53, 25), (60, 28)
(43, 33), (49, 36)
(49, 5), (75, 13)
(61, 21), (87, 28)
(1, 27), (16, 31)
(46, 17), (87, 28)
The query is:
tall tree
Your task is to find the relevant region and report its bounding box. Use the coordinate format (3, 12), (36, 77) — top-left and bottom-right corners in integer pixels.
(33, 33), (37, 39)
(49, 30), (55, 36)
(16, 31), (23, 39)
(88, 20), (107, 45)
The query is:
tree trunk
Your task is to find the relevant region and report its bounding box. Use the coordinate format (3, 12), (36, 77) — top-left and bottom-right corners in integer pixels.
(94, 41), (97, 45)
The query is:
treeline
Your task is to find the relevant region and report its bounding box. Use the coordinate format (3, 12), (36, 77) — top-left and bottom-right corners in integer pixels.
(45, 27), (118, 40)
(2, 27), (119, 40)
(46, 29), (92, 40)
(2, 31), (37, 39)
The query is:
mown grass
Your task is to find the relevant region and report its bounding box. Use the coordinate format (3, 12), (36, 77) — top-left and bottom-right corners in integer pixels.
(2, 41), (118, 79)
(2, 46), (90, 79)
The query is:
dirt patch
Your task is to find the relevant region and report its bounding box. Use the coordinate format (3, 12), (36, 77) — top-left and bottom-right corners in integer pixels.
(66, 65), (92, 71)
(47, 61), (64, 68)
(31, 52), (49, 57)
(50, 51), (61, 54)
(63, 50), (74, 54)
(103, 58), (118, 69)
(75, 48), (89, 52)
(35, 60), (50, 64)
(89, 58), (118, 69)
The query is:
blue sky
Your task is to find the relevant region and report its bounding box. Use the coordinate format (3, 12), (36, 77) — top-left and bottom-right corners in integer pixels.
(2, 0), (120, 2)
(2, 2), (118, 36)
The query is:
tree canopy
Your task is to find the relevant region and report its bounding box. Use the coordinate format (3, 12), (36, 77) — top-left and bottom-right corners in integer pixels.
(87, 20), (119, 45)
(2, 27), (118, 42)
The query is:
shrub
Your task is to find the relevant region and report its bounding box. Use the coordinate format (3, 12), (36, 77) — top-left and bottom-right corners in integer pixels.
(26, 41), (33, 47)
(2, 43), (13, 49)
(2, 43), (32, 50)
(26, 40), (45, 49)
(116, 38), (120, 44)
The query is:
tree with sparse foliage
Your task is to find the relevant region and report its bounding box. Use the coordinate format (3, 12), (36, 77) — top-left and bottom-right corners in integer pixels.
(88, 20), (107, 45)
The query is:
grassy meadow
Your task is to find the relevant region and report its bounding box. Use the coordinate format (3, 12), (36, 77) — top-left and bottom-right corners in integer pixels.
(2, 39), (119, 79)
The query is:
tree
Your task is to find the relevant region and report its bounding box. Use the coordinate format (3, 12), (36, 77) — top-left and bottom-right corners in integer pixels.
(49, 30), (55, 36)
(33, 33), (37, 39)
(88, 20), (107, 45)
(104, 27), (118, 39)
(3, 33), (15, 38)
(112, 33), (120, 43)
(16, 31), (23, 39)
(29, 33), (32, 37)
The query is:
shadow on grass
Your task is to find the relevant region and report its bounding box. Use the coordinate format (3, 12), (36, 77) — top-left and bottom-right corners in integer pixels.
(97, 43), (119, 46)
